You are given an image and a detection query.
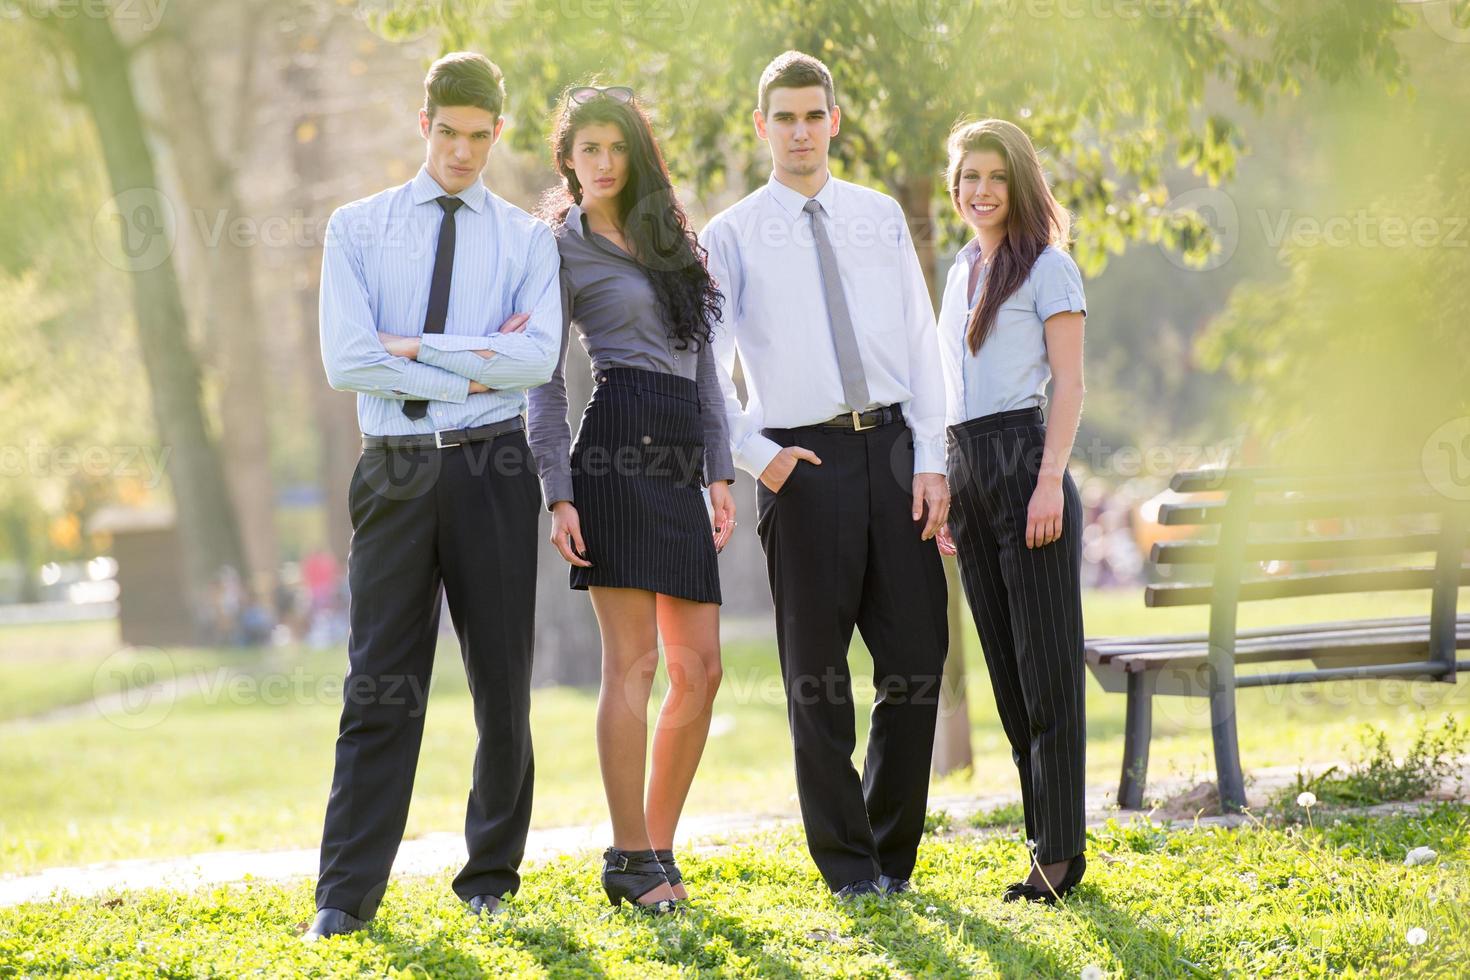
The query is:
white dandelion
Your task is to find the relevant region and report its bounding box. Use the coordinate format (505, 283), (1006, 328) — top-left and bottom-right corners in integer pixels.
(1404, 847), (1438, 867)
(1406, 927), (1428, 946)
(1296, 791), (1317, 808)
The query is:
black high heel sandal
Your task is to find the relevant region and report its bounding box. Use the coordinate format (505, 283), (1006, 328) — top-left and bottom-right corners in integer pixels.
(1003, 853), (1087, 904)
(653, 849), (686, 901)
(601, 847), (677, 913)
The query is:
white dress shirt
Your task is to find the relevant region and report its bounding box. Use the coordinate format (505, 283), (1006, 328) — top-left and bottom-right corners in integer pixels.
(702, 173), (948, 478)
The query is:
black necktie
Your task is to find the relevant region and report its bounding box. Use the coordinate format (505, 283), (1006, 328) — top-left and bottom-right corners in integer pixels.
(403, 195), (465, 421)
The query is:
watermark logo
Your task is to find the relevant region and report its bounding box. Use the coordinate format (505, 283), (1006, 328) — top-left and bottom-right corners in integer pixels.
(93, 187), (177, 273)
(1160, 186), (1238, 272)
(1423, 416), (1470, 502)
(888, 0), (978, 44)
(92, 648), (177, 730)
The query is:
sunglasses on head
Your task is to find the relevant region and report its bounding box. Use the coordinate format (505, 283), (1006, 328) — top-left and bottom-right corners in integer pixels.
(569, 85), (635, 105)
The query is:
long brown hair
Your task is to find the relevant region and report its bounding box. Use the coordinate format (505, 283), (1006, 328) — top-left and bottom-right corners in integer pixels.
(538, 89), (720, 351)
(945, 119), (1071, 355)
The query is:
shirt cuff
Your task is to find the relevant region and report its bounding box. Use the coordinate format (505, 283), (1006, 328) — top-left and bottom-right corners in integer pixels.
(416, 344), (487, 385)
(419, 334), (493, 353)
(734, 433), (783, 481)
(397, 359), (470, 403)
(914, 438), (947, 476)
(541, 470), (575, 512)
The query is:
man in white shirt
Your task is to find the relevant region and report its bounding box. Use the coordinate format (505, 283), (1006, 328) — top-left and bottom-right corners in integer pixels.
(704, 50), (950, 899)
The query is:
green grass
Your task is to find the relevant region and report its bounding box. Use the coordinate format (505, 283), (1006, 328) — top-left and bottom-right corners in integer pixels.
(2, 806), (1467, 977)
(2, 589), (1467, 875)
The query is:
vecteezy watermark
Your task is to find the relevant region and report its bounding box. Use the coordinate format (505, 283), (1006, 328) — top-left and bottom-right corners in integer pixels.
(93, 648), (178, 730)
(1258, 208), (1469, 259)
(1, 0), (169, 31)
(1416, 0), (1470, 44)
(93, 187), (178, 273)
(1422, 416), (1470, 502)
(0, 440), (171, 488)
(887, 0), (979, 45)
(356, 0), (437, 42)
(1159, 186), (1239, 272)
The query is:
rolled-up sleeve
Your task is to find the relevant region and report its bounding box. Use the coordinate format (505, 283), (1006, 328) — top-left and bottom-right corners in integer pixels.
(319, 207), (469, 403)
(1034, 249), (1087, 322)
(526, 272), (577, 509)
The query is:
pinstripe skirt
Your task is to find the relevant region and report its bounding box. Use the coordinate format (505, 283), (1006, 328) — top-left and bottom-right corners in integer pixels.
(568, 366), (721, 604)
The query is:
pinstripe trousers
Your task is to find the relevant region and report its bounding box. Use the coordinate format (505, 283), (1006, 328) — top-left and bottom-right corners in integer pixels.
(947, 407), (1087, 864)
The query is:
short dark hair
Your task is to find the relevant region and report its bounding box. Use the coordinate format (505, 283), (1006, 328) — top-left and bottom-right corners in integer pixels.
(424, 52), (505, 120)
(757, 50), (835, 116)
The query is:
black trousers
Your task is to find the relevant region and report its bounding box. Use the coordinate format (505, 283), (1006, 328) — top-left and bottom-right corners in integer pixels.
(315, 431), (541, 920)
(947, 407), (1086, 864)
(755, 420), (949, 890)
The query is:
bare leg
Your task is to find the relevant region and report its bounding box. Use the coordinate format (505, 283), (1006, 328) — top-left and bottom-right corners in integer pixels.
(588, 586), (675, 905)
(645, 593), (723, 900)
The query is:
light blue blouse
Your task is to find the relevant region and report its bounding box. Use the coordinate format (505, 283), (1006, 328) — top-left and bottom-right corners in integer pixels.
(936, 242), (1086, 426)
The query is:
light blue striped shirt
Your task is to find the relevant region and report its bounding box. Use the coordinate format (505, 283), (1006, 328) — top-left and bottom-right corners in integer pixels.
(319, 166), (562, 436)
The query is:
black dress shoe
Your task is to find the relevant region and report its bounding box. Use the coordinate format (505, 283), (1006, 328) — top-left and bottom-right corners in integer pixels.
(466, 894), (503, 916)
(1003, 853), (1087, 904)
(302, 907), (367, 942)
(878, 875), (912, 895)
(834, 879), (882, 900)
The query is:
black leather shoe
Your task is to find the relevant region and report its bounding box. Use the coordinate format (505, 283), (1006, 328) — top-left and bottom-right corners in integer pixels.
(878, 875), (912, 895)
(302, 907), (367, 942)
(465, 894), (503, 916)
(1003, 853), (1087, 904)
(601, 847), (677, 913)
(834, 879), (882, 900)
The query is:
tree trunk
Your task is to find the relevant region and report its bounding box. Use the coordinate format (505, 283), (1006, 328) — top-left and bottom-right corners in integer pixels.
(284, 24), (360, 563)
(897, 174), (974, 777)
(145, 26), (279, 592)
(58, 12), (248, 607)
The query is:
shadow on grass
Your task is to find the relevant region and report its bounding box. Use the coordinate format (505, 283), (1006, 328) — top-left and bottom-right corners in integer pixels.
(872, 889), (1074, 976)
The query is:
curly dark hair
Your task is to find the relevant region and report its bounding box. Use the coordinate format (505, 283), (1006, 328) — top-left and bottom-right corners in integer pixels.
(538, 90), (721, 351)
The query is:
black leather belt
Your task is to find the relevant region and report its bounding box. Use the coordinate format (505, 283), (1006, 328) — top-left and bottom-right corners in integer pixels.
(362, 415), (524, 450)
(812, 404), (903, 431)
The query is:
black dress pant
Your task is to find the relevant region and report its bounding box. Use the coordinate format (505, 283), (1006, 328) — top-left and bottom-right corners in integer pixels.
(755, 420), (949, 890)
(947, 407), (1086, 864)
(315, 431), (540, 920)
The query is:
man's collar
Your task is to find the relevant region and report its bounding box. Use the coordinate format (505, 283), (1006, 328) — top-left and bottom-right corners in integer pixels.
(411, 166), (487, 213)
(765, 171), (837, 220)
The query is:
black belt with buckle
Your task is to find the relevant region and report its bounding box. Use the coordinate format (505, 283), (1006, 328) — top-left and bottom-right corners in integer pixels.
(813, 404), (903, 432)
(362, 415), (524, 451)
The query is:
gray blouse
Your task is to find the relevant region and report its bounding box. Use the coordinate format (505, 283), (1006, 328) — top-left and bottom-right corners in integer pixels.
(527, 205), (736, 509)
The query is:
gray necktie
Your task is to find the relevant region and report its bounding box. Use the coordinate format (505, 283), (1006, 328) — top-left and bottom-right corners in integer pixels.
(804, 198), (871, 413)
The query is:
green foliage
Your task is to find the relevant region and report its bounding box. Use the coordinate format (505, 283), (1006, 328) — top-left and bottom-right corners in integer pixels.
(1275, 715), (1469, 818)
(2, 807), (1467, 976)
(388, 0), (1409, 274)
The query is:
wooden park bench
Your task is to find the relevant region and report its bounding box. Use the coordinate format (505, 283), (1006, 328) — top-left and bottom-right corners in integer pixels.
(1085, 467), (1470, 811)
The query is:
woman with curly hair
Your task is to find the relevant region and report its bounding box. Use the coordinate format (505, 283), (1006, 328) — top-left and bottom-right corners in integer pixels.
(528, 85), (736, 913)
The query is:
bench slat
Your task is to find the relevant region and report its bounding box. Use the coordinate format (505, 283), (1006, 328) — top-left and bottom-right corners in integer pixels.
(1159, 492), (1456, 526)
(1144, 565), (1470, 607)
(1152, 531), (1446, 565)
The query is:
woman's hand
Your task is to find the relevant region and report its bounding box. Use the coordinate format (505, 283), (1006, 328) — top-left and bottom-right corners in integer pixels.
(1025, 476), (1065, 549)
(936, 523), (957, 557)
(549, 501), (593, 567)
(709, 481), (737, 553)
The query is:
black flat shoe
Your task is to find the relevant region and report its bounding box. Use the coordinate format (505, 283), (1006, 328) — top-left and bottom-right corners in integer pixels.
(1003, 853), (1087, 904)
(834, 879), (882, 901)
(878, 875), (911, 895)
(653, 848), (687, 901)
(465, 894), (503, 916)
(601, 847), (677, 913)
(301, 907), (367, 942)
